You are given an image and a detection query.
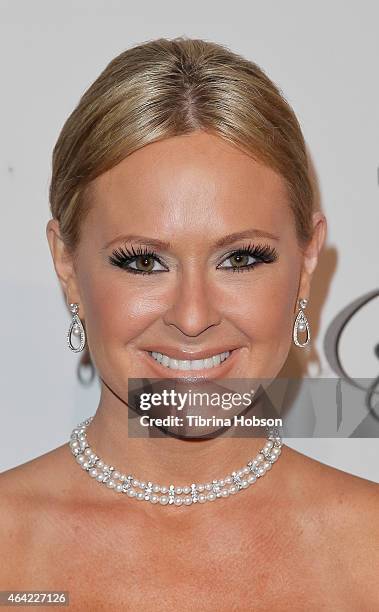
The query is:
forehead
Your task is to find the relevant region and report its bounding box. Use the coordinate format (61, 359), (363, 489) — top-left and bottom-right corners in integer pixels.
(85, 131), (293, 243)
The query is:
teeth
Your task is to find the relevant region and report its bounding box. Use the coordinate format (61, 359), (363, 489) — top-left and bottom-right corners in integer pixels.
(212, 354), (221, 367)
(149, 350), (231, 370)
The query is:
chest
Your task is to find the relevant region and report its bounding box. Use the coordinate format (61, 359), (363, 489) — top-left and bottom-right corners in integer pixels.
(10, 525), (361, 612)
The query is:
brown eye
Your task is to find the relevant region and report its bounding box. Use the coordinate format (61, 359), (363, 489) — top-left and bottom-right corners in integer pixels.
(135, 255), (155, 272)
(219, 251), (256, 270)
(108, 246), (167, 274)
(217, 243), (278, 273)
(229, 253), (250, 267)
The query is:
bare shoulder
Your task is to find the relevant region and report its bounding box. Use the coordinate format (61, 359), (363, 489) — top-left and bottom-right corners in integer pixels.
(0, 443), (71, 500)
(0, 445), (73, 575)
(284, 445), (379, 604)
(286, 444), (379, 533)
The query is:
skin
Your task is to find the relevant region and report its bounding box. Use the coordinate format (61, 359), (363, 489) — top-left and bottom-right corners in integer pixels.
(0, 131), (378, 610)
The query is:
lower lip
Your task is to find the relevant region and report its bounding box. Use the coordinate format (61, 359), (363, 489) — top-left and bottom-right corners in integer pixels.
(141, 348), (242, 379)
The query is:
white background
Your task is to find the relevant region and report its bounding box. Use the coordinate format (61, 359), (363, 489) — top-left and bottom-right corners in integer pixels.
(0, 0), (378, 481)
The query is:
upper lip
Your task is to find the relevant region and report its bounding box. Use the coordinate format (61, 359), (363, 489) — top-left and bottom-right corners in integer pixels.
(142, 346), (239, 361)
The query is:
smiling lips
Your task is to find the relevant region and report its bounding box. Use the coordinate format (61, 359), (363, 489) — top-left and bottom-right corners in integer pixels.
(149, 350), (232, 371)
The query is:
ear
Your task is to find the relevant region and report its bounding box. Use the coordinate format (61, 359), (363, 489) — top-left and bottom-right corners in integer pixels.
(296, 211), (327, 307)
(46, 219), (83, 311)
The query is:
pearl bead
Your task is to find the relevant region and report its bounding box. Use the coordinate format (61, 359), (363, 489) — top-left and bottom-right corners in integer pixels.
(69, 417), (282, 508)
(298, 322), (306, 331)
(72, 324), (81, 336)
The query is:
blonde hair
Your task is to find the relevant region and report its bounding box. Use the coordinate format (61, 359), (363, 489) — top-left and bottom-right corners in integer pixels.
(49, 37), (313, 252)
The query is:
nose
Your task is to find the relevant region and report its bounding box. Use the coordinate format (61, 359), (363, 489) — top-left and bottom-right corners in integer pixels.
(162, 268), (222, 337)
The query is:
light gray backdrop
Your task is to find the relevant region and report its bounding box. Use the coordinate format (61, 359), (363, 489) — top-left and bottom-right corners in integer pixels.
(1, 0), (378, 481)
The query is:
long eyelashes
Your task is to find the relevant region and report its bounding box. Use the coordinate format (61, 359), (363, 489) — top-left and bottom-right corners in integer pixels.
(220, 242), (278, 273)
(108, 242), (279, 275)
(108, 245), (167, 274)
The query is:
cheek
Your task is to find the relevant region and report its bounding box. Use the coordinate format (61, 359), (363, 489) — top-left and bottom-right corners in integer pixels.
(222, 265), (299, 345)
(78, 270), (163, 348)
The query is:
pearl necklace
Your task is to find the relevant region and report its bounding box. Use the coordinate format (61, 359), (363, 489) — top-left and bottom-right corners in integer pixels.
(69, 416), (283, 507)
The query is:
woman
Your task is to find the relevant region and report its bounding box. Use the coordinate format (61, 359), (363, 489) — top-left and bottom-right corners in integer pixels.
(0, 37), (378, 610)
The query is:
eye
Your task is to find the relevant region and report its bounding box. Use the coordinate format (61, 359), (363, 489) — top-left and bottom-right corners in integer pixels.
(108, 245), (168, 275)
(128, 254), (165, 273)
(217, 242), (278, 272)
(222, 252), (254, 268)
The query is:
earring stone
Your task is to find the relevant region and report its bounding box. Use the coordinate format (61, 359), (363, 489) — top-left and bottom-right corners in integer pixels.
(293, 298), (310, 347)
(67, 302), (86, 352)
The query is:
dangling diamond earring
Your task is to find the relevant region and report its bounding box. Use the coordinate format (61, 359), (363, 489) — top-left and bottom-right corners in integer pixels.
(293, 298), (311, 348)
(67, 302), (86, 353)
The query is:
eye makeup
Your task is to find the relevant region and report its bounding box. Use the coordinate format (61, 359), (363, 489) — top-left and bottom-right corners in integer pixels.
(217, 242), (278, 273)
(108, 244), (168, 275)
(108, 241), (279, 275)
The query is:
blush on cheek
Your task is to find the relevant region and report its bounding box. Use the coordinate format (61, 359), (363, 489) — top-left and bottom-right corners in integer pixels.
(80, 272), (163, 355)
(238, 281), (296, 378)
(264, 298), (297, 376)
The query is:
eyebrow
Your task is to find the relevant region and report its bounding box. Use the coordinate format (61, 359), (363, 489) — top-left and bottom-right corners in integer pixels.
(102, 228), (280, 251)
